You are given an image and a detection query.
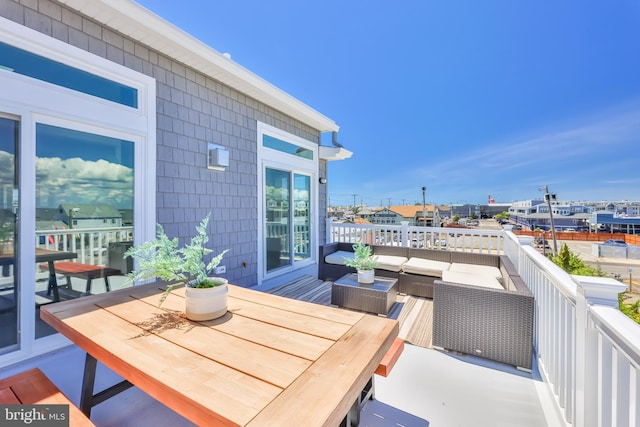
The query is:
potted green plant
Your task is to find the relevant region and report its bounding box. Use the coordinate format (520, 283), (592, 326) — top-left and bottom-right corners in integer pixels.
(125, 213), (229, 321)
(343, 241), (378, 283)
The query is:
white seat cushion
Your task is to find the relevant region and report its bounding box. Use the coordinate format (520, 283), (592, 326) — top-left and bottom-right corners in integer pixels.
(442, 270), (504, 290)
(449, 263), (503, 283)
(324, 250), (354, 266)
(402, 258), (451, 277)
(372, 255), (408, 272)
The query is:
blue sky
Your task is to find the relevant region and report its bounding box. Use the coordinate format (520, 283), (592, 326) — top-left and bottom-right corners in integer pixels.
(137, 0), (640, 206)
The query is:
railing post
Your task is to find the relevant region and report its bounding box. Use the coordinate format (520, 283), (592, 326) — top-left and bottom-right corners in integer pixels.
(514, 232), (533, 269)
(400, 221), (409, 247)
(326, 217), (334, 243)
(574, 276), (627, 427)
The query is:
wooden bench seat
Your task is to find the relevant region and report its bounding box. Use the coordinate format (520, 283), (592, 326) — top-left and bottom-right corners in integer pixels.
(375, 338), (405, 377)
(0, 368), (95, 426)
(51, 261), (122, 295)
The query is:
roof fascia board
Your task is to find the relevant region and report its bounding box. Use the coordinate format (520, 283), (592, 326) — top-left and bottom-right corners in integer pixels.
(57, 0), (339, 132)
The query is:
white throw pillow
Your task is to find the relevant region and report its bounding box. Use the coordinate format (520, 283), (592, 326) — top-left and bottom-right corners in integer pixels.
(325, 250), (355, 266)
(449, 263), (503, 283)
(372, 255), (408, 272)
(442, 270), (504, 290)
(402, 258), (451, 277)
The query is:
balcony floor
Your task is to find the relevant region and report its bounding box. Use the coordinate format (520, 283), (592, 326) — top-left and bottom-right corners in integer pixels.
(1, 275), (565, 426)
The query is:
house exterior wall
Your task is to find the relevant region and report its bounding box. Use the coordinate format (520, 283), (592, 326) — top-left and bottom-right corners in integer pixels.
(370, 208), (404, 225)
(1, 0), (323, 287)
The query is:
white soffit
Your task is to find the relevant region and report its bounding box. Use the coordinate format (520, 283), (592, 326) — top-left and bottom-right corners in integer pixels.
(57, 0), (339, 133)
(319, 146), (353, 161)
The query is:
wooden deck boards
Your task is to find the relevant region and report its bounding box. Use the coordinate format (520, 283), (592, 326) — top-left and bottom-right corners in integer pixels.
(265, 275), (433, 348)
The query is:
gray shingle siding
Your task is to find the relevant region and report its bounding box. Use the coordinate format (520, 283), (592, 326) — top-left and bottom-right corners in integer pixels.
(2, 0), (323, 287)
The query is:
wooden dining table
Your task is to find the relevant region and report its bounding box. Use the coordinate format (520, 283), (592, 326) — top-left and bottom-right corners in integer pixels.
(0, 248), (77, 302)
(40, 282), (399, 426)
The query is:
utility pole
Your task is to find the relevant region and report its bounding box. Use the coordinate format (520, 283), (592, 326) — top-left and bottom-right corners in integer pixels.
(422, 187), (426, 227)
(540, 185), (558, 256)
(352, 194), (357, 208)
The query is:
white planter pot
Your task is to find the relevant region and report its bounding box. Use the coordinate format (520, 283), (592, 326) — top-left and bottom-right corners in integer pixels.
(184, 280), (228, 321)
(357, 269), (375, 284)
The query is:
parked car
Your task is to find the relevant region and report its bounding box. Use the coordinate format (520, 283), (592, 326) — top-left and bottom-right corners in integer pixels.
(533, 237), (552, 252)
(603, 239), (627, 247)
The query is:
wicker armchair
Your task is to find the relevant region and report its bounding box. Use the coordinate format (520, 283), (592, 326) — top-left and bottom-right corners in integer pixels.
(432, 257), (534, 370)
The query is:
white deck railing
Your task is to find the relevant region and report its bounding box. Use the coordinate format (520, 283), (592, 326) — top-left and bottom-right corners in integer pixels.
(327, 219), (504, 254)
(327, 220), (640, 426)
(36, 227), (133, 266)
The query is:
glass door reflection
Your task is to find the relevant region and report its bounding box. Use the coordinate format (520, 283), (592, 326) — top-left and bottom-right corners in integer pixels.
(0, 116), (18, 354)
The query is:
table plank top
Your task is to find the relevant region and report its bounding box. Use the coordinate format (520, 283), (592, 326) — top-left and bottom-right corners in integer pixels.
(40, 282), (398, 426)
(0, 248), (77, 266)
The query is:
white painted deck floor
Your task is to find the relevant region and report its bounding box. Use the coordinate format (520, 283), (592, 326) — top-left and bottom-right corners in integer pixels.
(3, 338), (565, 427)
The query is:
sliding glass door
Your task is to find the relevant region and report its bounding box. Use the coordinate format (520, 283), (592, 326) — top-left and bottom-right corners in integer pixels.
(293, 174), (311, 262)
(0, 116), (18, 355)
(258, 122), (318, 282)
(264, 168), (312, 273)
(265, 168), (290, 271)
(34, 123), (134, 339)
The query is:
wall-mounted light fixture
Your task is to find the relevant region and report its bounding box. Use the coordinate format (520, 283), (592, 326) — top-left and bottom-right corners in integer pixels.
(319, 177), (328, 184)
(208, 143), (229, 171)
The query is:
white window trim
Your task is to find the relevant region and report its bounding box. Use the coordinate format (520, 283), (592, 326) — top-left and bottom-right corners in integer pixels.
(0, 18), (156, 367)
(0, 17), (149, 114)
(257, 122), (319, 284)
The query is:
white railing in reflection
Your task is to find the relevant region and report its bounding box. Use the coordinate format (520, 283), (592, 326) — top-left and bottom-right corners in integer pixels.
(36, 227), (133, 266)
(504, 230), (640, 427)
(265, 222), (311, 258)
(327, 219), (504, 254)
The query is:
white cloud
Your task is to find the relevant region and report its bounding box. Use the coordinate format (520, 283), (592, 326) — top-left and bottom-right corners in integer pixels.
(36, 156), (133, 208)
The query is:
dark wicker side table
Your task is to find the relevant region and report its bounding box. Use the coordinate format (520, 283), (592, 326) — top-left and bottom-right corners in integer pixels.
(331, 273), (398, 315)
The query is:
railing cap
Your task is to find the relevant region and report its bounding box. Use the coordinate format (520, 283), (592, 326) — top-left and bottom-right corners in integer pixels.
(573, 275), (627, 304)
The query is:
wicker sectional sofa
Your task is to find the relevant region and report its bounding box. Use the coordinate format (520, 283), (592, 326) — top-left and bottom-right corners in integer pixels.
(318, 243), (534, 369)
(319, 243), (504, 298)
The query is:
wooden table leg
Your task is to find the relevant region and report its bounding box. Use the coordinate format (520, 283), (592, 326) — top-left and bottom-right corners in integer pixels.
(45, 260), (60, 302)
(80, 353), (98, 416)
(80, 353), (134, 417)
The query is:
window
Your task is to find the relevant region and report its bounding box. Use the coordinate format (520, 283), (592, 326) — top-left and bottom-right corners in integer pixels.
(263, 134), (313, 159)
(258, 123), (317, 281)
(0, 42), (138, 108)
(0, 19), (155, 364)
(34, 124), (135, 339)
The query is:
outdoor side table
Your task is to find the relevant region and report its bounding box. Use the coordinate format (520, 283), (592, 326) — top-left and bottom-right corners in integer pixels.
(332, 273), (398, 315)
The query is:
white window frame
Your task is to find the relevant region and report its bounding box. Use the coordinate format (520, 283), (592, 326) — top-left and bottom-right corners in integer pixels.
(257, 122), (319, 284)
(0, 17), (156, 367)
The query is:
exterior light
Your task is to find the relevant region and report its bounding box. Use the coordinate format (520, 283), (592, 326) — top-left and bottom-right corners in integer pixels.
(319, 177), (328, 184)
(208, 143), (229, 171)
